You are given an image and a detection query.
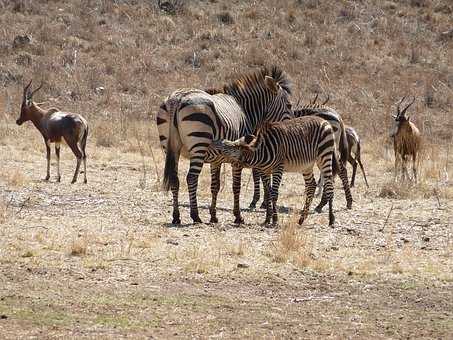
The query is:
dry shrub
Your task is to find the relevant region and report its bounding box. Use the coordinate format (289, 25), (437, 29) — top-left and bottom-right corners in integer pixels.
(70, 237), (88, 257)
(183, 244), (223, 274)
(94, 123), (118, 147)
(3, 169), (27, 187)
(0, 198), (10, 224)
(268, 221), (312, 267)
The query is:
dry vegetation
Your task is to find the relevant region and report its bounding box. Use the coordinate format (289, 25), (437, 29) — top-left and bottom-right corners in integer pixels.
(0, 0), (452, 338)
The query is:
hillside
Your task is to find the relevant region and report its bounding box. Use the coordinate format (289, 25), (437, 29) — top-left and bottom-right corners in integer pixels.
(0, 0), (452, 143)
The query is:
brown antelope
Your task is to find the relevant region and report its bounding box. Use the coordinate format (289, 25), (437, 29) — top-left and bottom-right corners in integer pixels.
(390, 96), (421, 183)
(345, 126), (369, 188)
(16, 80), (89, 183)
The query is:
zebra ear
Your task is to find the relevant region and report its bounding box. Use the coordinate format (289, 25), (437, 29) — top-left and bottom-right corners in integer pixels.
(264, 76), (279, 94)
(243, 134), (256, 145)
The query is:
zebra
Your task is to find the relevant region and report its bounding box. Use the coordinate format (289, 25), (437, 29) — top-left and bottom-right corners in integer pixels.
(345, 126), (369, 188)
(212, 116), (338, 226)
(249, 103), (352, 213)
(159, 66), (293, 225)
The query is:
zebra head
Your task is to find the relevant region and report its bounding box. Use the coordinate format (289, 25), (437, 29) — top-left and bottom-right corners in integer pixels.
(212, 135), (258, 167)
(262, 74), (294, 122)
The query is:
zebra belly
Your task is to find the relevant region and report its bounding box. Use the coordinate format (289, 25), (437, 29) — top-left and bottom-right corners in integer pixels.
(283, 161), (315, 173)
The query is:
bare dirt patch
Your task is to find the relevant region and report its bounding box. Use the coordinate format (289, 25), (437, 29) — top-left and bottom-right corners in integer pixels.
(1, 135), (452, 338)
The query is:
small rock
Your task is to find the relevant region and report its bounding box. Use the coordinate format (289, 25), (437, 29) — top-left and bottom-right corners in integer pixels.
(0, 315), (7, 320)
(401, 237), (410, 243)
(94, 86), (105, 95)
(330, 246), (339, 251)
(422, 236), (430, 242)
(13, 35), (31, 49)
(166, 239), (178, 246)
(237, 263), (249, 269)
(438, 29), (453, 42)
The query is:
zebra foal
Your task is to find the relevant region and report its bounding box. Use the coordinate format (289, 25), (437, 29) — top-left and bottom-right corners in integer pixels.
(212, 116), (337, 226)
(249, 103), (353, 213)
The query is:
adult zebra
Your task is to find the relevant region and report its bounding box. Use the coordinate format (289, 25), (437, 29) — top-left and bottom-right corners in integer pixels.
(248, 103), (353, 213)
(159, 66), (293, 225)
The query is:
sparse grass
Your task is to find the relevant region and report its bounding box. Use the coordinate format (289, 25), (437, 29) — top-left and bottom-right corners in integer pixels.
(267, 221), (313, 267)
(69, 237), (88, 257)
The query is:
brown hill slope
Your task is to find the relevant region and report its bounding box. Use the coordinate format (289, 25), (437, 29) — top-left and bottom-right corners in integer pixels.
(0, 0), (452, 143)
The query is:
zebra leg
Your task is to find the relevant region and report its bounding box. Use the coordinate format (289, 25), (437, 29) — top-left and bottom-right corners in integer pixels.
(261, 174), (273, 225)
(350, 156), (358, 188)
(232, 165), (244, 224)
(186, 159), (204, 224)
(260, 174), (269, 209)
(249, 168), (261, 210)
(338, 161), (353, 209)
(271, 167), (284, 225)
(171, 177), (181, 225)
(315, 174), (324, 197)
(209, 163), (221, 223)
(324, 175), (335, 226)
(298, 173), (317, 225)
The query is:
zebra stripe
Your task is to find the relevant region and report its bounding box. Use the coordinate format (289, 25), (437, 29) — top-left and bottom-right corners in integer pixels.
(212, 116), (337, 226)
(158, 66), (293, 224)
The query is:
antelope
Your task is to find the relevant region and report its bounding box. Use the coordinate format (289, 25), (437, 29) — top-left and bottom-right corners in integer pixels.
(390, 96), (421, 183)
(345, 126), (369, 188)
(16, 80), (89, 183)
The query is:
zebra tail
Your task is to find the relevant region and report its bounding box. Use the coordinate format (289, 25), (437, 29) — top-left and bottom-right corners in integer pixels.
(339, 125), (349, 165)
(162, 97), (181, 192)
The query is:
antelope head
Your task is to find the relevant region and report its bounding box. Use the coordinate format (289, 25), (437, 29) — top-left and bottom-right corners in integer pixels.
(390, 96), (415, 137)
(16, 79), (43, 125)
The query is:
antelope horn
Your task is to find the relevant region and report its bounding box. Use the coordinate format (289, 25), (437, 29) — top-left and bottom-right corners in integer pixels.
(322, 93), (330, 105)
(401, 96), (416, 116)
(23, 79), (33, 98)
(396, 96), (406, 115)
(30, 81), (44, 98)
(311, 93), (319, 105)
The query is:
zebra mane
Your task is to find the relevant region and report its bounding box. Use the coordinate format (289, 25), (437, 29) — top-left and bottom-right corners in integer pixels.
(223, 65), (292, 96)
(204, 87), (223, 95)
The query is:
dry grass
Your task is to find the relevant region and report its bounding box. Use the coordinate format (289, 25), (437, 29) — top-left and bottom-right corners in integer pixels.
(69, 237), (88, 257)
(267, 220), (313, 267)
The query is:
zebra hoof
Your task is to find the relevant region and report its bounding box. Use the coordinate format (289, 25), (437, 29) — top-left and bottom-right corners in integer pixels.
(248, 202), (257, 210)
(259, 202), (267, 209)
(209, 216), (218, 223)
(172, 217), (181, 225)
(329, 217), (335, 227)
(346, 202), (352, 210)
(234, 216), (244, 224)
(314, 206), (323, 213)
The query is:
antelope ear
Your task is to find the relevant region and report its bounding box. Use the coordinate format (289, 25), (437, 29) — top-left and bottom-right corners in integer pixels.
(264, 76), (279, 94)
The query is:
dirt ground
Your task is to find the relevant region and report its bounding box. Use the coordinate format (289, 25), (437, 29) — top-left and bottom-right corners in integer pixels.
(0, 128), (452, 339)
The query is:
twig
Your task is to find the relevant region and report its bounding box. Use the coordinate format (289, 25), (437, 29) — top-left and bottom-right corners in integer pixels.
(17, 197), (30, 215)
(379, 203), (394, 232)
